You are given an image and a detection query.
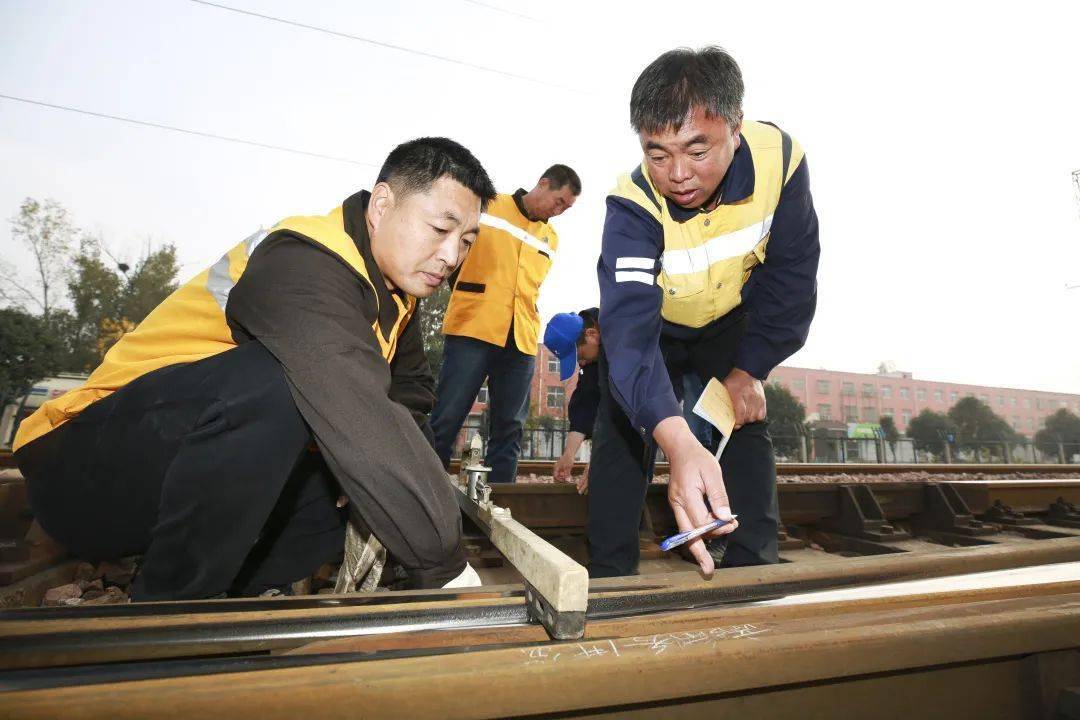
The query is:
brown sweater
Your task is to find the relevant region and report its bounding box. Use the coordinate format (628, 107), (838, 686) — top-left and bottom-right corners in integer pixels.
(225, 190), (465, 588)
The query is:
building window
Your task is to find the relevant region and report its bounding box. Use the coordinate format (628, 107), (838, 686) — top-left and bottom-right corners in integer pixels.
(844, 405), (858, 422)
(916, 388), (927, 401)
(816, 380), (830, 394)
(861, 383), (875, 397)
(996, 395), (1004, 406)
(979, 394), (988, 403)
(1061, 400), (1069, 409)
(1024, 398), (1031, 409)
(881, 386), (892, 399)
(817, 404), (832, 420)
(793, 379), (805, 391)
(1009, 396), (1016, 406)
(882, 408), (894, 418)
(546, 356), (560, 374)
(902, 410), (911, 424)
(545, 386), (565, 408)
(1012, 416), (1020, 429)
(842, 382), (855, 396)
(862, 407), (878, 422)
(476, 385), (488, 404)
(1027, 417), (1034, 429)
(900, 387), (910, 399)
(933, 389), (943, 402)
(950, 391), (958, 402)
(1036, 398), (1043, 410)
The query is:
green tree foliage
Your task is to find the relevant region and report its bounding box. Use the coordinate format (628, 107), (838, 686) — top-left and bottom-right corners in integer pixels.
(63, 237), (180, 371)
(121, 242), (179, 322)
(766, 382), (806, 457)
(0, 308), (64, 407)
(906, 409), (958, 455)
(765, 382), (806, 433)
(418, 283), (452, 379)
(947, 396), (1017, 443)
(879, 414), (900, 443)
(1035, 409), (1080, 455)
(879, 414), (900, 459)
(2, 199), (181, 379)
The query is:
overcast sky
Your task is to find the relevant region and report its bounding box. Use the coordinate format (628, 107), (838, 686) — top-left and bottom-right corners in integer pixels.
(2, 0), (1079, 393)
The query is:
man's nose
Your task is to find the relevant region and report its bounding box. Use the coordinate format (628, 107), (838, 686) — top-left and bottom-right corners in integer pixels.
(437, 236), (460, 268)
(670, 157), (693, 184)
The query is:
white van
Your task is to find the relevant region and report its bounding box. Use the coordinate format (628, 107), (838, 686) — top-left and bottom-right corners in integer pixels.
(1, 373), (89, 449)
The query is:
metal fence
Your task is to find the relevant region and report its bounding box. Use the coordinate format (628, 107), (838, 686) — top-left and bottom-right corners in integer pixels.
(775, 436), (1080, 465)
(454, 418), (1080, 465)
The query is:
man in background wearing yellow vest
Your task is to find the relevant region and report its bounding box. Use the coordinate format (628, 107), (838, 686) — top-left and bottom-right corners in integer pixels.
(591, 47), (820, 577)
(14, 138), (496, 599)
(431, 166), (581, 484)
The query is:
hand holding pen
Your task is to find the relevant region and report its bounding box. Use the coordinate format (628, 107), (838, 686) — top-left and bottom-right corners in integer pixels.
(660, 515), (739, 552)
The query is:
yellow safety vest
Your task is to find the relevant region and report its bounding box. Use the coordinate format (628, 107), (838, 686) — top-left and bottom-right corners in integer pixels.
(610, 120), (803, 329)
(14, 206), (415, 451)
(441, 192), (558, 355)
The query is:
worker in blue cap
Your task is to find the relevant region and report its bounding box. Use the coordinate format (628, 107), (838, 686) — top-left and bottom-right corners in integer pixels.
(542, 308), (600, 494)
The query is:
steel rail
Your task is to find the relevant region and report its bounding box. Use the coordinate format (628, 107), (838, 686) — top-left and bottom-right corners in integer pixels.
(6, 576), (1078, 695)
(477, 458), (1080, 476)
(4, 586), (1079, 718)
(3, 537), (1079, 671)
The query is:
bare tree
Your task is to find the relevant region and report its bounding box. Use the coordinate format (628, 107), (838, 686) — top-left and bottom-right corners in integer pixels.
(3, 198), (78, 317)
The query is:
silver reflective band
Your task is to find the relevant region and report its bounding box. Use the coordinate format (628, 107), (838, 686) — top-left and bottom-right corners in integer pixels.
(660, 215), (773, 276)
(480, 213), (554, 256)
(615, 256), (655, 270)
(206, 228), (269, 311)
(615, 270), (656, 285)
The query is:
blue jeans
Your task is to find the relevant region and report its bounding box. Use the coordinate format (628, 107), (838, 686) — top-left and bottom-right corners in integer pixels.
(431, 335), (536, 484)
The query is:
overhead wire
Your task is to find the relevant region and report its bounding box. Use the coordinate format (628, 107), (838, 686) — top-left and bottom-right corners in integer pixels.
(0, 93), (379, 167)
(186, 0), (581, 92)
(460, 0), (540, 22)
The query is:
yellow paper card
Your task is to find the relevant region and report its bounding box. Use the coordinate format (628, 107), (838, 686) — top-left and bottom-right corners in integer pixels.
(691, 378), (736, 458)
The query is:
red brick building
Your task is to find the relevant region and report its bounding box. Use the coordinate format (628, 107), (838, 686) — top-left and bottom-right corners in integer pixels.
(769, 366), (1080, 437)
(465, 357), (1080, 439)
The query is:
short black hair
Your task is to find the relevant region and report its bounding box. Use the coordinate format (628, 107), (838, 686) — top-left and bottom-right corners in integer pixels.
(630, 46), (744, 135)
(576, 307), (598, 344)
(540, 164), (582, 196)
(377, 137), (497, 210)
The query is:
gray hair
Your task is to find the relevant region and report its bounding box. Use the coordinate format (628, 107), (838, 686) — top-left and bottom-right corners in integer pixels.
(629, 46), (744, 134)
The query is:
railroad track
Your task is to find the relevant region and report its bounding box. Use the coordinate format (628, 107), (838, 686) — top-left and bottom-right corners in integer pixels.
(1, 543), (1079, 717)
(3, 468), (1080, 716)
(482, 458), (1080, 476)
(6, 447), (1079, 477)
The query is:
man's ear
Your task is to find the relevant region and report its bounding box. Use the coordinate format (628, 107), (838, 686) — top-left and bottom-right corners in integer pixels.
(585, 327), (600, 343)
(368, 182), (395, 233)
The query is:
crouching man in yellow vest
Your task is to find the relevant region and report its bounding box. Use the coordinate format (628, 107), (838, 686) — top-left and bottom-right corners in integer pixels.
(591, 48), (820, 578)
(13, 138), (495, 599)
(431, 166), (581, 484)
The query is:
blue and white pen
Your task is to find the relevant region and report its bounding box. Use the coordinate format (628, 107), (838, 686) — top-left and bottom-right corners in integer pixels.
(659, 516), (738, 552)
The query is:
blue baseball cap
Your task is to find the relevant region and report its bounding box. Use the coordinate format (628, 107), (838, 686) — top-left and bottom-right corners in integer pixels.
(543, 313), (584, 381)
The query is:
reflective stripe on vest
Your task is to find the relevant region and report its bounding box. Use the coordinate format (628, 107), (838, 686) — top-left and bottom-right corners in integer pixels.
(442, 193), (557, 355)
(479, 213), (555, 258)
(609, 120), (803, 329)
(207, 228), (269, 311)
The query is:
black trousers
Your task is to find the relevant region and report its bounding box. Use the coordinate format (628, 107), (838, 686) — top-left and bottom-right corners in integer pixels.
(16, 341), (347, 600)
(587, 315), (779, 578)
